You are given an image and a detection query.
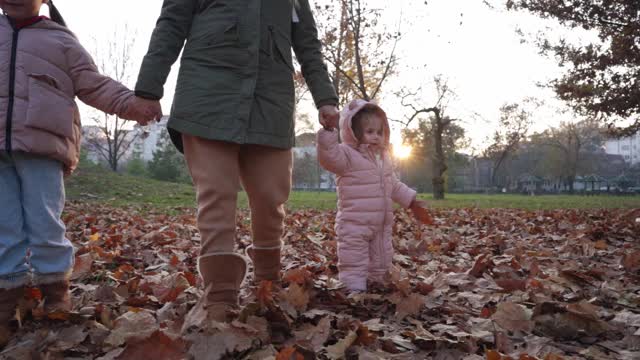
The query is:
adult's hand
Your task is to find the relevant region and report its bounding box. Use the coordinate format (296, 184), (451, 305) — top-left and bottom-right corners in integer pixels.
(127, 97), (163, 126)
(318, 105), (339, 130)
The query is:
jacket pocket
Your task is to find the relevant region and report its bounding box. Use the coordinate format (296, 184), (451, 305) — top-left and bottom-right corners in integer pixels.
(271, 26), (294, 72)
(191, 12), (239, 47)
(25, 74), (75, 139)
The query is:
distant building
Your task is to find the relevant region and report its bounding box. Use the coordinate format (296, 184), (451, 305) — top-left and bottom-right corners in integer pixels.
(130, 116), (170, 162)
(292, 132), (338, 190)
(81, 116), (170, 166)
(292, 145), (335, 190)
(605, 132), (640, 165)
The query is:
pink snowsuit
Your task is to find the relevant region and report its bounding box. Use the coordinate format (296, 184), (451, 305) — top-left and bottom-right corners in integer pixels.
(316, 100), (416, 291)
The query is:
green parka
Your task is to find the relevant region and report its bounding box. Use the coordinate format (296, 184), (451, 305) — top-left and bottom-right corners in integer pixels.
(135, 0), (338, 151)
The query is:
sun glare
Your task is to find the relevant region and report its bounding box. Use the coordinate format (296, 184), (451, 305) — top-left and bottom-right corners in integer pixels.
(393, 144), (412, 160)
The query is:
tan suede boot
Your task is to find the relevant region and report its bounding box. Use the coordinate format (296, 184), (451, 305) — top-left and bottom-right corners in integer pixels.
(40, 280), (71, 313)
(0, 287), (22, 347)
(198, 253), (247, 323)
(246, 245), (282, 283)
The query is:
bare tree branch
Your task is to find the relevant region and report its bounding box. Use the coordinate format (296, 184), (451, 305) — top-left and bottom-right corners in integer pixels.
(83, 26), (137, 172)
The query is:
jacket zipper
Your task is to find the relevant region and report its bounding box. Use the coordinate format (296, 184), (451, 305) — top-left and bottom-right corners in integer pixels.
(5, 27), (20, 153)
(267, 25), (274, 60)
(380, 152), (387, 269)
(370, 148), (387, 270)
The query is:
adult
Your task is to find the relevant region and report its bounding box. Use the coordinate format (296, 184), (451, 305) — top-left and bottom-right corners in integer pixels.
(135, 0), (339, 322)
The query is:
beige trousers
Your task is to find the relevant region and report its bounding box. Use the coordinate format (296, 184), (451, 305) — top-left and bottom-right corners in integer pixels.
(182, 134), (292, 255)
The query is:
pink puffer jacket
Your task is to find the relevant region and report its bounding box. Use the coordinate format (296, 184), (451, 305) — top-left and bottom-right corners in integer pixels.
(0, 16), (134, 174)
(317, 99), (416, 291)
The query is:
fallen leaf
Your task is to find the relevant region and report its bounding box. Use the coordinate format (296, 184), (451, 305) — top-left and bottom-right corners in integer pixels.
(495, 278), (527, 292)
(281, 283), (310, 312)
(594, 240), (608, 250)
(71, 252), (94, 280)
(182, 284), (210, 333)
(469, 253), (493, 278)
(491, 302), (533, 333)
(293, 316), (331, 352)
(413, 205), (434, 225)
(104, 310), (158, 347)
(275, 346), (304, 360)
(48, 325), (88, 351)
(186, 326), (254, 360)
(117, 331), (189, 360)
(394, 293), (425, 319)
(622, 250), (640, 272)
(325, 330), (357, 360)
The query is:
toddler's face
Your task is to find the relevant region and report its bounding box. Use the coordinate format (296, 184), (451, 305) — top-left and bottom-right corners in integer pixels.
(357, 115), (384, 149)
(0, 0), (44, 21)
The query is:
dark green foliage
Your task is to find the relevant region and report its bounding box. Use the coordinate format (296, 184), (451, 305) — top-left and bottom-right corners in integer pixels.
(507, 0), (640, 136)
(147, 130), (191, 184)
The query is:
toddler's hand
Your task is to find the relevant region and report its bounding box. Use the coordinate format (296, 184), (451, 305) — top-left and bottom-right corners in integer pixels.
(410, 199), (433, 225)
(318, 105), (339, 130)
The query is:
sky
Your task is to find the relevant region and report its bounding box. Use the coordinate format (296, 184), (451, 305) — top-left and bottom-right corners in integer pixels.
(52, 0), (578, 151)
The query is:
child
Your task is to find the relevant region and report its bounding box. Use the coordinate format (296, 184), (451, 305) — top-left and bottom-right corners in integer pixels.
(0, 0), (160, 341)
(317, 99), (427, 293)
(135, 0), (339, 322)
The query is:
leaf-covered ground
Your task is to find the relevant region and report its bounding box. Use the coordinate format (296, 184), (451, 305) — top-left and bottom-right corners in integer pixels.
(2, 203), (640, 360)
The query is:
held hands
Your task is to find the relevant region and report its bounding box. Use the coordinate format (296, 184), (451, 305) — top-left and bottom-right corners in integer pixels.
(410, 199), (434, 225)
(123, 96), (163, 126)
(318, 105), (339, 130)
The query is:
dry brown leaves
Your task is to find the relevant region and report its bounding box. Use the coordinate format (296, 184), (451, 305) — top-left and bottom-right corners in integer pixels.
(1, 203), (640, 359)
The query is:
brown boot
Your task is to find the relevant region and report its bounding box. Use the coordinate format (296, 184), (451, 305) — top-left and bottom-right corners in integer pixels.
(198, 253), (247, 323)
(246, 245), (281, 283)
(0, 287), (22, 347)
(39, 280), (71, 313)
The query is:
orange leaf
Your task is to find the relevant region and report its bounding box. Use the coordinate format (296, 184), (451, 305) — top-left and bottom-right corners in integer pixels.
(594, 240), (608, 250)
(495, 278), (527, 292)
(117, 330), (189, 360)
(256, 280), (274, 307)
(415, 282), (434, 295)
(519, 354), (539, 360)
(480, 306), (495, 318)
(276, 346), (303, 360)
(161, 286), (187, 303)
(170, 255), (180, 268)
(126, 296), (151, 307)
(283, 268), (312, 285)
(529, 279), (544, 289)
(486, 350), (502, 360)
(469, 253), (493, 278)
(164, 230), (178, 239)
(24, 287), (42, 301)
(510, 258), (522, 270)
(543, 354), (565, 360)
(47, 310), (70, 321)
(355, 325), (377, 346)
(183, 271), (197, 287)
(413, 205), (434, 225)
(622, 250), (640, 272)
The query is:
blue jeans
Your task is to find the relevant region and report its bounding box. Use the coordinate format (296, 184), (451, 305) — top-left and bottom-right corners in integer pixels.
(0, 152), (74, 289)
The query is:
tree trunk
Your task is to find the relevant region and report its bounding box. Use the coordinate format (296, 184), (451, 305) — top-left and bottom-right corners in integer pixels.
(567, 175), (574, 193)
(432, 118), (447, 200)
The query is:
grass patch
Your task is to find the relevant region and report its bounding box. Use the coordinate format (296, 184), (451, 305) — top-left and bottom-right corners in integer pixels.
(66, 165), (640, 210)
(417, 193), (640, 210)
(66, 164), (196, 209)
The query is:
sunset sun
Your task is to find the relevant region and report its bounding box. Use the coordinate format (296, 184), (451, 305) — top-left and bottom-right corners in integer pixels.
(393, 144), (412, 160)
